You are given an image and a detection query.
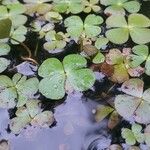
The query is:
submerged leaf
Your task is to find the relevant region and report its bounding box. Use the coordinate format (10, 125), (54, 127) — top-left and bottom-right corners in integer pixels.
(95, 105), (114, 122)
(0, 18), (12, 39)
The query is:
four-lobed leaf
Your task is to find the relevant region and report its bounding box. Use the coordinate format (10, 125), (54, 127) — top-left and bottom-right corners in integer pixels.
(64, 14), (103, 38)
(9, 99), (54, 134)
(122, 123), (144, 145)
(0, 73), (39, 108)
(100, 0), (141, 15)
(115, 78), (150, 124)
(106, 14), (150, 44)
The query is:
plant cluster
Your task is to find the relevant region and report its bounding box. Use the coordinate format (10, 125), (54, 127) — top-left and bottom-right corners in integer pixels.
(0, 1), (150, 148)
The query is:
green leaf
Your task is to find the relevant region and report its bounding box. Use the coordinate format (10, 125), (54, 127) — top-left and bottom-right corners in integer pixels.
(38, 58), (64, 78)
(142, 88), (150, 103)
(16, 77), (39, 106)
(145, 56), (150, 76)
(38, 54), (95, 99)
(130, 28), (150, 44)
(39, 74), (66, 100)
(93, 52), (105, 64)
(106, 28), (129, 44)
(128, 14), (150, 27)
(130, 45), (149, 68)
(67, 69), (95, 91)
(106, 14), (127, 27)
(104, 5), (125, 15)
(64, 16), (83, 38)
(26, 100), (41, 118)
(123, 1), (141, 13)
(63, 54), (87, 71)
(0, 43), (10, 56)
(132, 123), (142, 134)
(0, 58), (10, 73)
(0, 18), (12, 39)
(10, 114), (31, 134)
(7, 3), (26, 15)
(95, 37), (109, 49)
(0, 75), (17, 108)
(100, 0), (127, 6)
(95, 105), (114, 122)
(122, 128), (136, 145)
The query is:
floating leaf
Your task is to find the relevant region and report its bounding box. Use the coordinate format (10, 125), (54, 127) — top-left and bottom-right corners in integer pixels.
(101, 0), (141, 15)
(106, 14), (150, 44)
(38, 54), (95, 99)
(95, 37), (109, 49)
(53, 0), (84, 14)
(115, 78), (150, 124)
(31, 111), (54, 127)
(64, 14), (103, 38)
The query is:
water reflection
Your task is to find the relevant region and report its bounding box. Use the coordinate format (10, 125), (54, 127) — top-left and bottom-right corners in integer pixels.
(0, 92), (110, 150)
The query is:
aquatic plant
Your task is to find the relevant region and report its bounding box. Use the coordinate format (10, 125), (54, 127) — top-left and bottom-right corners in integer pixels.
(106, 14), (150, 44)
(0, 2), (27, 27)
(23, 0), (52, 15)
(10, 100), (54, 134)
(0, 73), (39, 108)
(38, 54), (95, 99)
(64, 14), (103, 38)
(0, 43), (10, 73)
(122, 123), (144, 145)
(43, 30), (69, 51)
(100, 0), (141, 15)
(115, 78), (150, 124)
(83, 0), (101, 13)
(129, 45), (150, 76)
(52, 0), (84, 14)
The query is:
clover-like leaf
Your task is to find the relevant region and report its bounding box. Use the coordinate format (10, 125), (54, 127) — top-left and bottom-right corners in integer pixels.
(10, 26), (27, 44)
(0, 74), (39, 108)
(129, 45), (149, 68)
(64, 14), (103, 38)
(83, 0), (101, 13)
(23, 0), (52, 15)
(44, 30), (68, 52)
(121, 123), (144, 145)
(38, 54), (95, 100)
(9, 99), (54, 134)
(115, 78), (150, 124)
(0, 3), (27, 27)
(53, 0), (84, 14)
(100, 0), (141, 15)
(106, 14), (150, 44)
(122, 128), (136, 145)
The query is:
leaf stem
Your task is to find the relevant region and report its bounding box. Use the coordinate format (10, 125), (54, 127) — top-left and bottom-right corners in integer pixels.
(34, 39), (39, 57)
(10, 37), (32, 58)
(10, 37), (38, 64)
